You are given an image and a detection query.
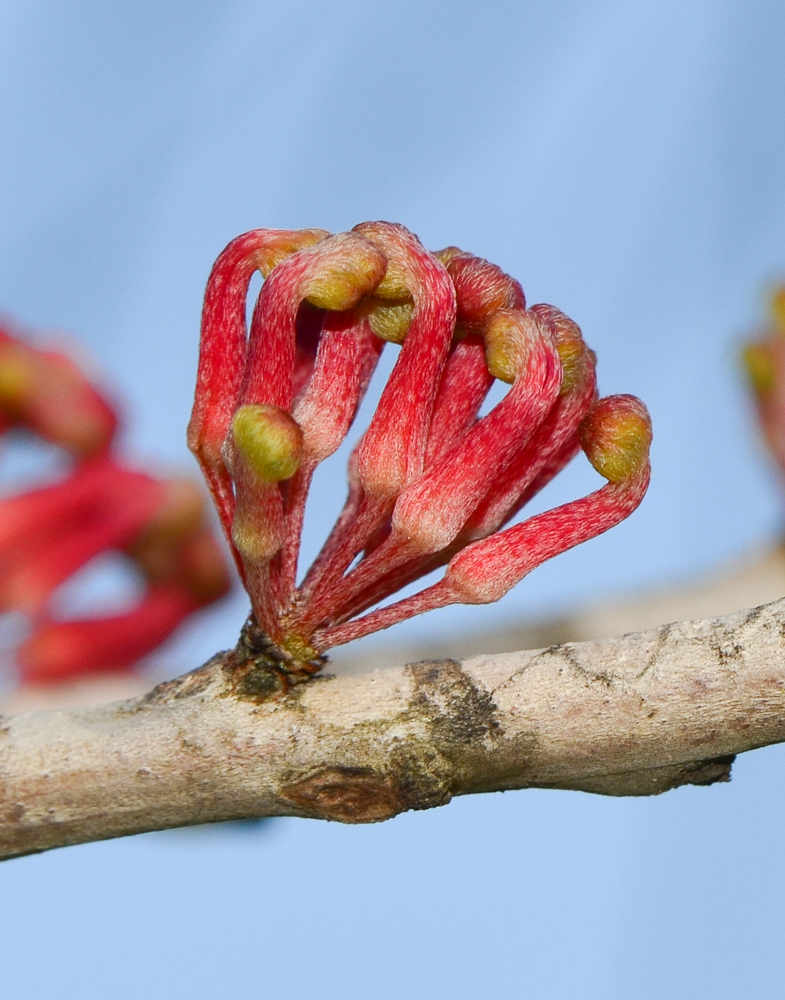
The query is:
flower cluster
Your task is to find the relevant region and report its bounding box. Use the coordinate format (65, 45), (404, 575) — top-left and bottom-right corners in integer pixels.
(742, 285), (785, 477)
(0, 320), (230, 684)
(189, 222), (652, 672)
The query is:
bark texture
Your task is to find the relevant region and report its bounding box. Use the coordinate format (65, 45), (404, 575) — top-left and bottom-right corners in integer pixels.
(3, 596), (785, 860)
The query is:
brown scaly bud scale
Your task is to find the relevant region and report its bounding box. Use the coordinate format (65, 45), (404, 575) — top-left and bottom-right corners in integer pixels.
(190, 222), (652, 673)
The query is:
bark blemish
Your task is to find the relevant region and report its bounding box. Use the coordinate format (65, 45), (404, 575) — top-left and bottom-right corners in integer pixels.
(634, 623), (672, 681)
(403, 658), (540, 796)
(279, 766), (404, 823)
(407, 659), (501, 746)
(229, 659), (288, 702)
(554, 643), (616, 687)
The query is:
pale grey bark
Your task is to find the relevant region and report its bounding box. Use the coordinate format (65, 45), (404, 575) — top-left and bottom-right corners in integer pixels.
(2, 594), (785, 860)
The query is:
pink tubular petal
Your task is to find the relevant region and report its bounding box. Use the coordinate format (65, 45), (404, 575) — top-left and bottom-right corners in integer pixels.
(464, 378), (595, 540)
(293, 311), (384, 465)
(353, 222), (457, 499)
(445, 463), (651, 604)
(312, 548), (441, 628)
(0, 464), (165, 615)
(239, 232), (387, 412)
(314, 582), (452, 650)
(424, 335), (494, 468)
(187, 229), (328, 541)
(463, 307), (597, 540)
(442, 250), (525, 335)
(391, 309), (561, 553)
(279, 312), (384, 595)
(17, 582), (200, 684)
(0, 457), (113, 553)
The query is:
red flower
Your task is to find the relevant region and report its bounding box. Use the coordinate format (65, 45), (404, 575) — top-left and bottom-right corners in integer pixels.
(189, 222), (652, 672)
(0, 320), (230, 685)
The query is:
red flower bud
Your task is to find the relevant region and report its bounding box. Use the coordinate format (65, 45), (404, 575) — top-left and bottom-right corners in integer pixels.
(0, 321), (117, 456)
(0, 322), (231, 685)
(190, 222), (652, 670)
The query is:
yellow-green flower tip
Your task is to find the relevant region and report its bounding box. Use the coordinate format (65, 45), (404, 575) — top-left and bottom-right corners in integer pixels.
(555, 325), (588, 395)
(232, 403), (303, 482)
(363, 297), (414, 343)
(0, 344), (34, 410)
(257, 229), (330, 278)
(352, 222), (411, 299)
(742, 342), (777, 394)
(433, 246), (464, 266)
(483, 310), (530, 383)
(770, 286), (785, 332)
(304, 235), (387, 312)
(580, 395), (652, 482)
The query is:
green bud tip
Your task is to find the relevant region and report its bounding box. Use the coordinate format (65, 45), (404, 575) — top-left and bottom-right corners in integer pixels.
(483, 310), (533, 383)
(256, 229), (330, 278)
(231, 404), (303, 482)
(352, 222), (412, 300)
(770, 286), (785, 333)
(579, 395), (652, 482)
(362, 297), (414, 344)
(742, 343), (777, 395)
(304, 234), (387, 312)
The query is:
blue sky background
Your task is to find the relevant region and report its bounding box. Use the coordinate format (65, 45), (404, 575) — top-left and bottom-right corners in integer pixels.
(1, 1), (785, 997)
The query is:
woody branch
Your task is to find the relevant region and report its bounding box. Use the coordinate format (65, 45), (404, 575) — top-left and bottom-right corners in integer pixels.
(1, 594), (784, 860)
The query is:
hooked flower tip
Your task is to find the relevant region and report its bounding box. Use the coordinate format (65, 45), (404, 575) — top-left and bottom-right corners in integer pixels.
(0, 342), (33, 408)
(231, 404), (304, 482)
(0, 331), (118, 456)
(303, 234), (387, 312)
(580, 395), (652, 482)
(362, 298), (414, 344)
(742, 343), (777, 394)
(770, 286), (785, 332)
(256, 229), (330, 277)
(441, 250), (525, 339)
(739, 281), (785, 482)
(483, 309), (542, 384)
